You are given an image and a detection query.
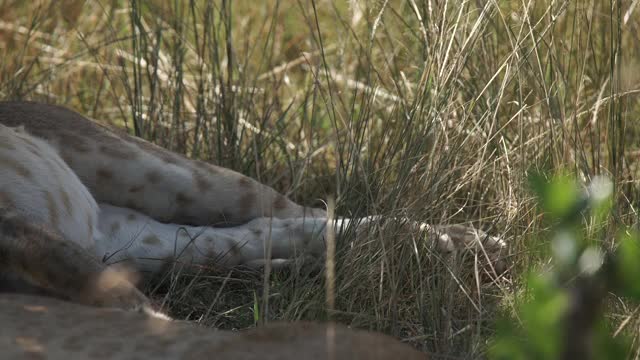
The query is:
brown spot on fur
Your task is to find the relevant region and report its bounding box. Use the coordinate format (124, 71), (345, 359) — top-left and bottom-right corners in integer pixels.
(142, 235), (161, 245)
(96, 168), (113, 180)
(175, 192), (193, 207)
(251, 228), (263, 237)
(226, 239), (242, 261)
(109, 222), (121, 234)
(197, 161), (220, 173)
(0, 191), (14, 208)
(125, 200), (142, 212)
(161, 154), (180, 165)
(238, 191), (257, 218)
(193, 170), (213, 192)
(59, 133), (91, 153)
(99, 145), (137, 159)
(0, 153), (32, 178)
(145, 171), (161, 184)
(238, 176), (252, 188)
(128, 184), (144, 193)
(273, 194), (289, 210)
(45, 191), (59, 229)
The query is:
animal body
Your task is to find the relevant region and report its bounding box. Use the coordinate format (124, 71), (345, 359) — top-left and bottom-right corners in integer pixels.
(0, 101), (502, 358)
(1, 294), (427, 359)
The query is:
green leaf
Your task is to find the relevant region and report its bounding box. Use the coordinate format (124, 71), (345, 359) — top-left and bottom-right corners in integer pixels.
(529, 173), (580, 221)
(613, 231), (640, 300)
(489, 273), (569, 360)
(593, 320), (630, 360)
(520, 274), (569, 358)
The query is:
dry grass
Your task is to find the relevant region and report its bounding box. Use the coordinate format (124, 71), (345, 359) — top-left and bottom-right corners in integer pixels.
(1, 0), (639, 358)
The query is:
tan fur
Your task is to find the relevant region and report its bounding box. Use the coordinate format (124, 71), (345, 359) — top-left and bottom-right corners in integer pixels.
(0, 101), (504, 358)
(0, 294), (426, 359)
(0, 210), (148, 310)
(0, 101), (323, 225)
(0, 101), (505, 305)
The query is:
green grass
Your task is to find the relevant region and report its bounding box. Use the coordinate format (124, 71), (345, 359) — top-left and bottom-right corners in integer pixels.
(1, 0), (639, 358)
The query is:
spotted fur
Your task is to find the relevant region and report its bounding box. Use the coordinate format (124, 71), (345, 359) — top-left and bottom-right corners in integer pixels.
(0, 101), (504, 358)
